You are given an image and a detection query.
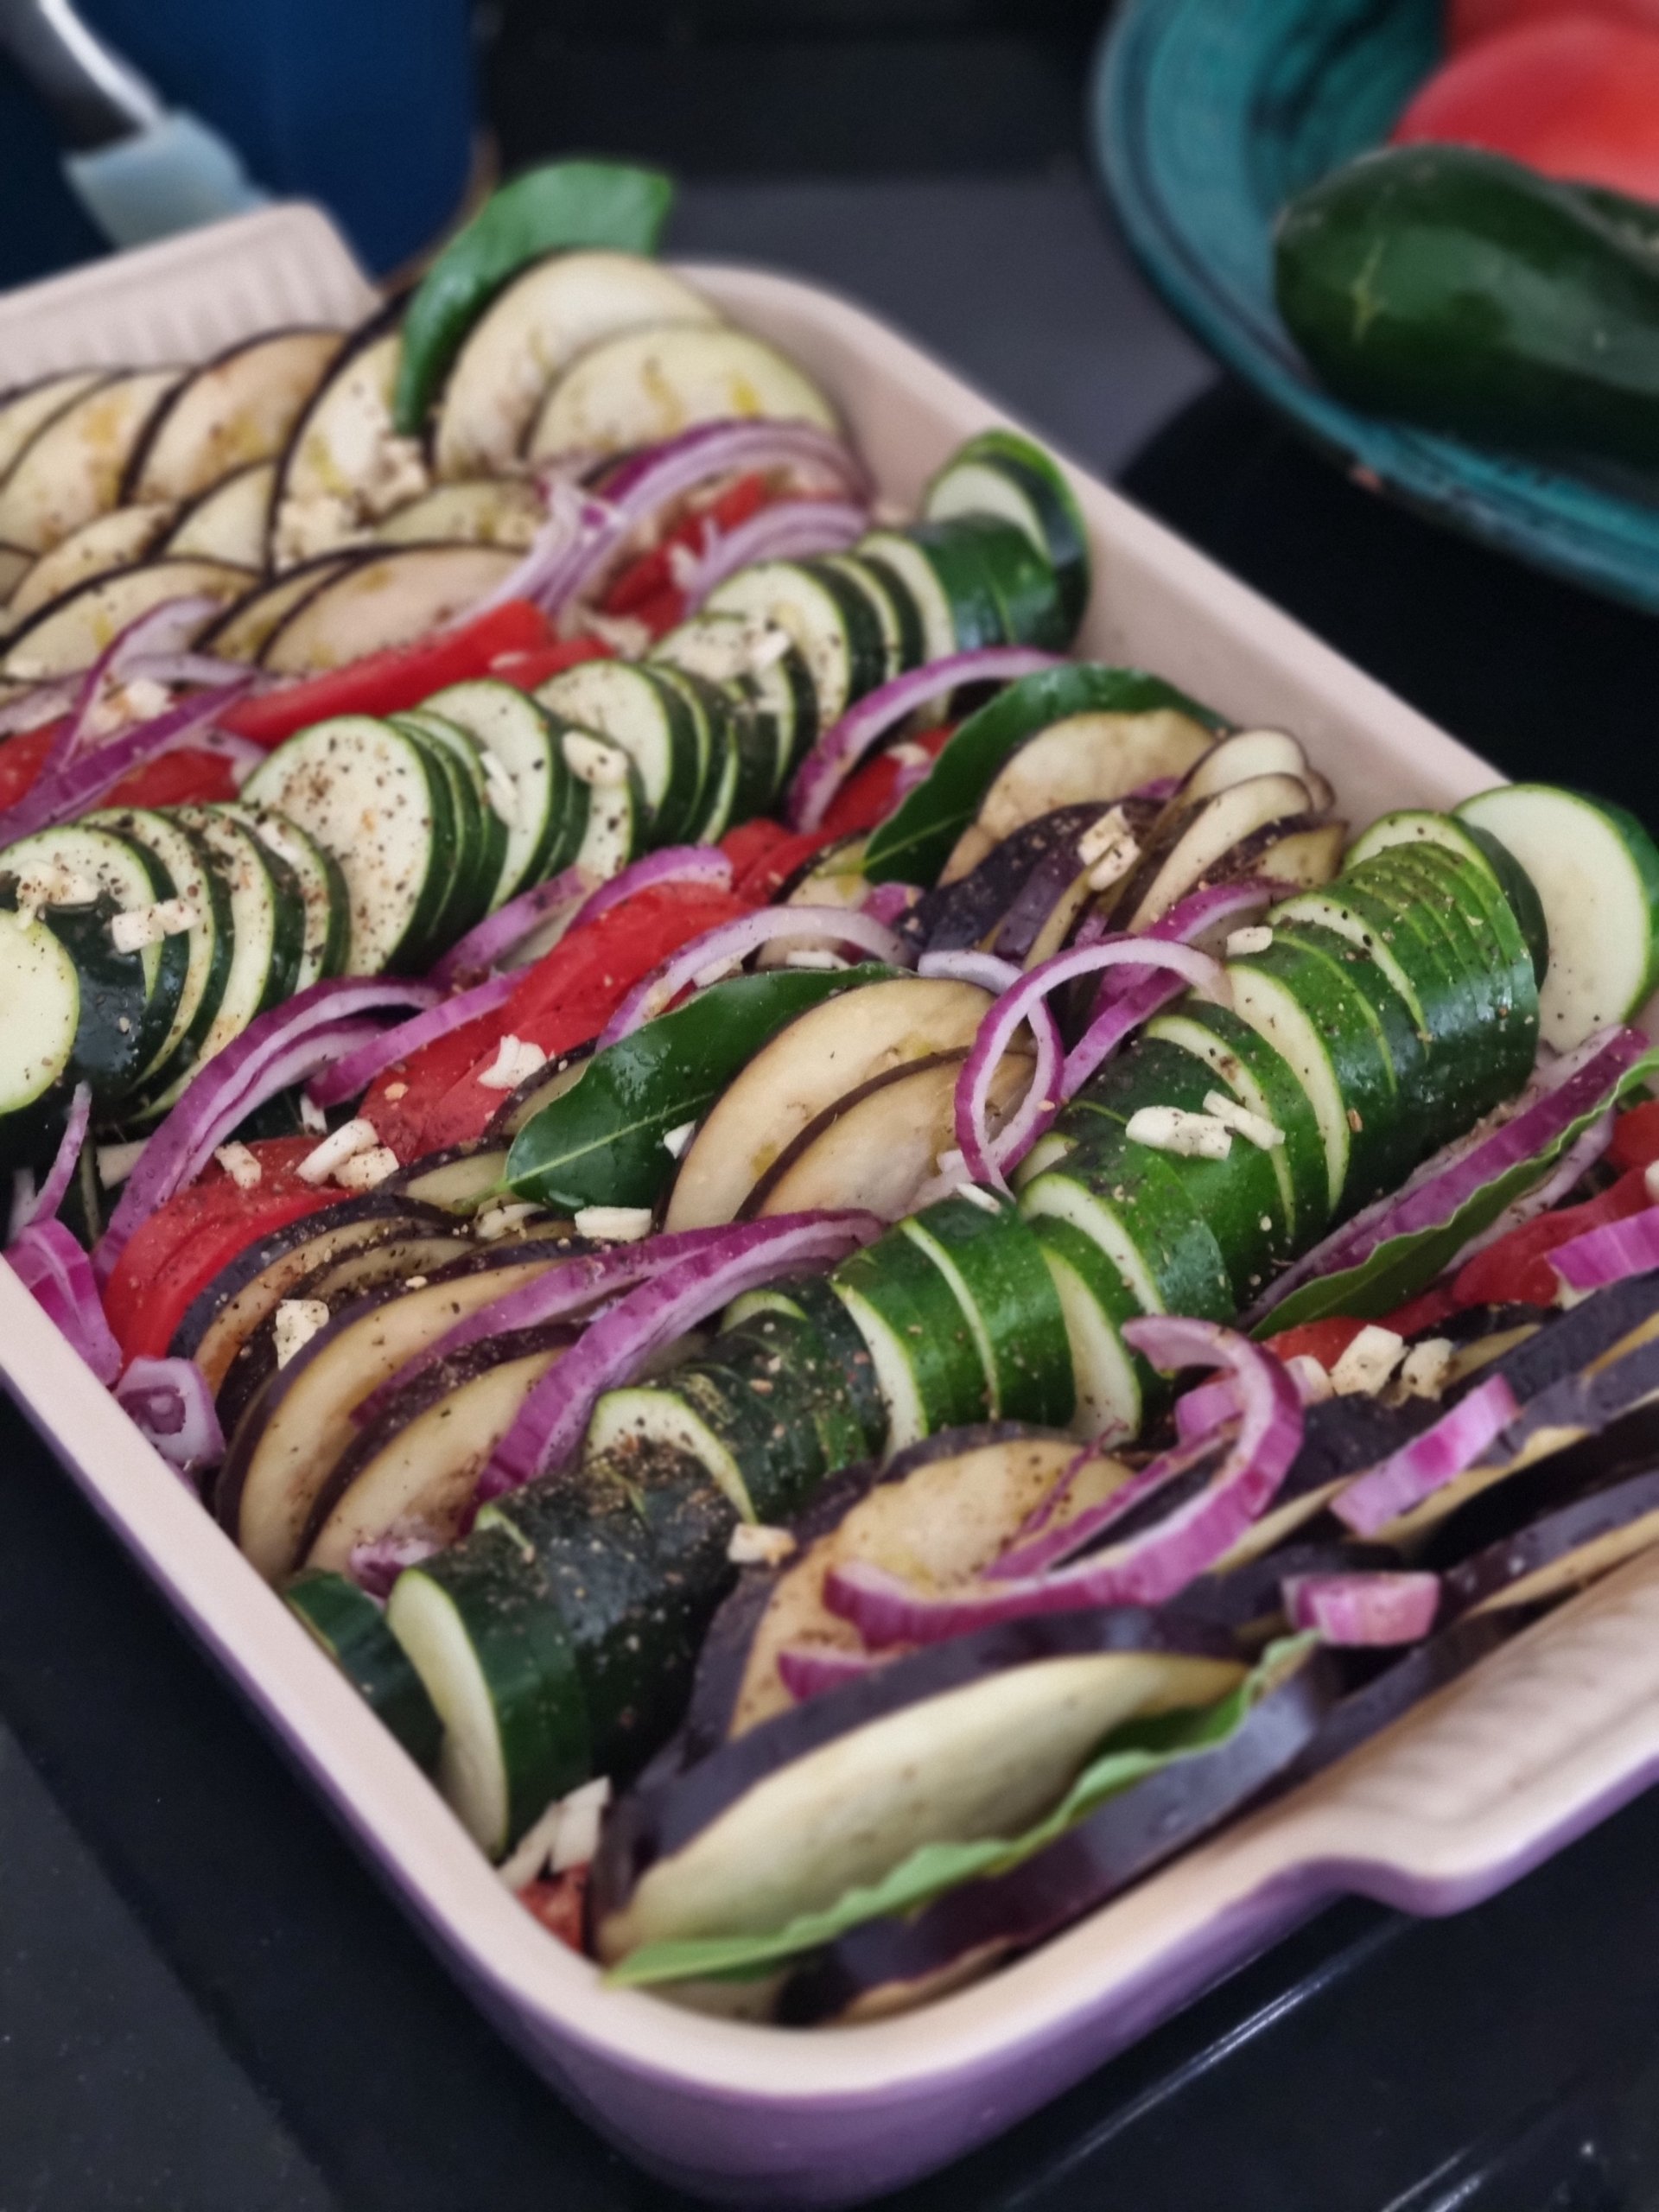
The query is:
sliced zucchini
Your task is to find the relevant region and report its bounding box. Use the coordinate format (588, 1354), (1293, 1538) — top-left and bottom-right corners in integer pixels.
(527, 323), (836, 461)
(588, 1346), (830, 1524)
(2, 557), (252, 680)
(0, 368), (184, 552)
(242, 715), (455, 976)
(394, 710), (505, 944)
(1457, 784), (1659, 1050)
(723, 1273), (887, 1455)
(259, 543), (518, 677)
(927, 512), (1068, 652)
(923, 427), (1091, 636)
(1030, 1215), (1152, 1440)
(86, 808), (232, 1090)
(421, 678), (567, 906)
(164, 461), (278, 568)
(1017, 1125), (1234, 1322)
(0, 907), (80, 1128)
(703, 558), (887, 728)
(434, 251), (721, 479)
(285, 1568), (442, 1770)
(1347, 806), (1548, 983)
(214, 800), (351, 987)
(900, 1196), (1075, 1428)
(820, 551), (919, 683)
(0, 899), (149, 1145)
(127, 328), (344, 505)
(158, 804), (306, 1070)
(3, 504), (175, 629)
(537, 658), (704, 847)
(831, 1226), (998, 1451)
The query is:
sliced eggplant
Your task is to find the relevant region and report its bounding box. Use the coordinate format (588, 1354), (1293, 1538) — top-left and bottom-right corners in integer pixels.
(0, 368), (184, 552)
(915, 803), (1103, 957)
(662, 975), (993, 1231)
(591, 1609), (1243, 1964)
(0, 547), (29, 602)
(687, 1427), (1122, 1746)
(125, 328), (344, 505)
(942, 708), (1217, 882)
(434, 251), (721, 478)
(299, 1324), (574, 1573)
(0, 369), (111, 481)
(194, 552), (363, 663)
(1, 557), (252, 680)
(1116, 772), (1317, 931)
(373, 478), (540, 548)
(1173, 727), (1315, 807)
(258, 544), (518, 675)
(218, 1239), (591, 1582)
(270, 308), (428, 566)
(1442, 1464), (1659, 1619)
(165, 460), (278, 568)
(384, 1141), (516, 1212)
(3, 505), (175, 630)
(1249, 820), (1345, 888)
(528, 323), (837, 462)
(740, 1047), (1032, 1224)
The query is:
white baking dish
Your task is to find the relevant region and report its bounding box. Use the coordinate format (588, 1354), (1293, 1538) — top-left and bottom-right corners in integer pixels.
(6, 207), (1659, 2208)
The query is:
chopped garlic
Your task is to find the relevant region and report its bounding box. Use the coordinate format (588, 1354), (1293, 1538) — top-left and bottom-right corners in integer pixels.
(661, 1121), (696, 1159)
(111, 899), (195, 954)
(477, 1033), (547, 1091)
(1397, 1337), (1455, 1401)
(1125, 1105), (1232, 1160)
(331, 1145), (398, 1192)
(299, 1091), (327, 1135)
(474, 1200), (540, 1242)
(15, 861), (96, 919)
(96, 1138), (146, 1189)
(1203, 1090), (1284, 1150)
(953, 1182), (1004, 1216)
(297, 1117), (379, 1185)
(1646, 1160), (1659, 1204)
(383, 1082), (408, 1103)
(692, 956), (741, 989)
(1329, 1324), (1406, 1396)
(497, 1776), (613, 1889)
(728, 1522), (798, 1568)
(213, 1141), (262, 1191)
(274, 1298), (330, 1368)
(86, 676), (172, 737)
(1225, 925), (1274, 958)
(1078, 805), (1141, 893)
(575, 1205), (655, 1243)
(480, 748), (520, 829)
(783, 948), (849, 970)
(1285, 1352), (1333, 1405)
(888, 741), (931, 769)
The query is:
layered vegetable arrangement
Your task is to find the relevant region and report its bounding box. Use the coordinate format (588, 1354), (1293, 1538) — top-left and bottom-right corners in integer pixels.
(8, 168), (1659, 2027)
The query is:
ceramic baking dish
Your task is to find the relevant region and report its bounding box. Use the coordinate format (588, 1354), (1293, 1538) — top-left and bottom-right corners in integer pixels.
(6, 206), (1659, 2209)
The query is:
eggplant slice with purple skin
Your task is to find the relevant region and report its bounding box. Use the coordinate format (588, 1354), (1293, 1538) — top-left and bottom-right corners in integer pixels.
(911, 803), (1106, 957)
(774, 1637), (1338, 2025)
(590, 1608), (1243, 1967)
(1440, 1461), (1659, 1620)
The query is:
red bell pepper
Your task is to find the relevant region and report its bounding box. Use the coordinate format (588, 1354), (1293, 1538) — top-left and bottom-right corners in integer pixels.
(219, 600), (558, 750)
(0, 722), (62, 810)
(102, 1137), (339, 1363)
(818, 724), (954, 841)
(1395, 16), (1659, 201)
(1451, 1163), (1656, 1310)
(1264, 1316), (1371, 1372)
(104, 747), (238, 810)
(1609, 1099), (1659, 1172)
(601, 473), (772, 642)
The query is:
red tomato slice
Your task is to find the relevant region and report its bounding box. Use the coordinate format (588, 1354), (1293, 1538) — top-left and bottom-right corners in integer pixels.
(104, 747), (238, 810)
(1264, 1316), (1370, 1371)
(1609, 1099), (1659, 1171)
(730, 828), (840, 903)
(1451, 1163), (1654, 1310)
(1394, 16), (1659, 200)
(818, 724), (955, 840)
(0, 722), (61, 809)
(360, 1007), (516, 1160)
(1448, 0), (1659, 51)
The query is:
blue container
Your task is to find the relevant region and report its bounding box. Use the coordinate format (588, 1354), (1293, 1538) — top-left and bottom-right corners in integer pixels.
(80, 0), (474, 276)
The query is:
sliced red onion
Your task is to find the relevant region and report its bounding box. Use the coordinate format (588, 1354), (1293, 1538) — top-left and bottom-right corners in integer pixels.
(919, 948), (1059, 1191)
(1086, 877), (1289, 1023)
(1330, 1373), (1521, 1537)
(956, 938), (1224, 1189)
(8, 1081), (90, 1238)
(918, 949), (1020, 995)
(114, 1354), (225, 1474)
(861, 880), (921, 928)
(1062, 970), (1190, 1100)
(307, 971), (517, 1109)
(425, 866), (589, 990)
(989, 1422), (1233, 1585)
(1549, 1204), (1659, 1295)
(777, 1645), (880, 1701)
(119, 650), (261, 691)
(0, 677), (79, 737)
(1283, 1571), (1441, 1646)
(568, 844), (733, 934)
(0, 677), (256, 845)
(1132, 774), (1182, 804)
(348, 1529), (441, 1600)
(682, 499), (868, 607)
(358, 1224), (750, 1423)
(1175, 1372), (1241, 1443)
(6, 1217), (121, 1383)
(481, 1209), (882, 1493)
(598, 906), (910, 1046)
(1448, 1111), (1614, 1268)
(1247, 1027), (1652, 1328)
(95, 978), (435, 1282)
(826, 1318), (1304, 1644)
(466, 479), (623, 620)
(786, 647), (1064, 834)
(600, 420), (871, 511)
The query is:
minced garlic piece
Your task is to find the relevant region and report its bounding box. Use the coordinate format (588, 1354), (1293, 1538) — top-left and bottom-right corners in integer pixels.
(661, 1121), (696, 1159)
(574, 1205), (654, 1242)
(111, 898), (195, 954)
(297, 1117), (379, 1185)
(476, 1033), (547, 1091)
(1225, 925), (1274, 957)
(1125, 1105), (1232, 1160)
(562, 731), (630, 788)
(1203, 1090), (1284, 1149)
(213, 1141), (262, 1191)
(1077, 805), (1141, 893)
(1397, 1337), (1455, 1401)
(331, 1145), (398, 1192)
(728, 1523), (798, 1568)
(1329, 1324), (1406, 1396)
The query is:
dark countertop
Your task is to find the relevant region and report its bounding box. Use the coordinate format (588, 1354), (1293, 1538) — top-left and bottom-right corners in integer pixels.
(4, 170), (1659, 2212)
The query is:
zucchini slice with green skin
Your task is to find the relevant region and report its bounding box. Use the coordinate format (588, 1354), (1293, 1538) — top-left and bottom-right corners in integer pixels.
(823, 550), (925, 681)
(242, 715), (456, 976)
(1018, 1125), (1235, 1324)
(285, 1569), (442, 1771)
(1457, 784), (1659, 1052)
(476, 1441), (741, 1778)
(723, 1274), (887, 1455)
(1353, 836), (1536, 1023)
(0, 907), (82, 1145)
(831, 1226), (997, 1452)
(924, 428), (1090, 637)
(1346, 807), (1548, 986)
(670, 665), (776, 827)
(215, 801), (351, 987)
(899, 1196), (1075, 1429)
(1142, 1003), (1330, 1245)
(1266, 918), (1451, 1143)
(170, 803), (307, 1043)
(1030, 1215), (1153, 1441)
(536, 658), (705, 847)
(716, 1305), (872, 1477)
(387, 1523), (593, 1858)
(389, 715), (491, 954)
(506, 963), (893, 1214)
(704, 558), (887, 729)
(86, 807), (233, 1090)
(652, 612), (818, 807)
(423, 678), (568, 906)
(397, 709), (507, 941)
(855, 527), (987, 664)
(0, 821), (179, 1063)
(925, 511), (1069, 654)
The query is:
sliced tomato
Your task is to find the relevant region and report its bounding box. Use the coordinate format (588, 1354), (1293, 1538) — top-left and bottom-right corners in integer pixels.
(1448, 0), (1659, 53)
(219, 599), (555, 749)
(730, 826), (840, 903)
(0, 721), (62, 810)
(1378, 1282), (1464, 1339)
(1609, 1099), (1659, 1172)
(486, 637), (613, 691)
(518, 1867), (588, 1951)
(818, 724), (954, 840)
(103, 1137), (336, 1363)
(720, 817), (796, 882)
(1451, 1164), (1654, 1311)
(602, 474), (771, 619)
(105, 747), (238, 810)
(1264, 1316), (1370, 1371)
(360, 1007), (515, 1160)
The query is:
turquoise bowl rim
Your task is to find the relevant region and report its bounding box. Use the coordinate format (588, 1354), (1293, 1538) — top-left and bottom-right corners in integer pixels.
(1091, 0), (1659, 615)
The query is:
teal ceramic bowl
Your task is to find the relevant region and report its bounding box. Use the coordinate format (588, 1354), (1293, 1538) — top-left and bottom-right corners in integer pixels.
(1093, 0), (1659, 613)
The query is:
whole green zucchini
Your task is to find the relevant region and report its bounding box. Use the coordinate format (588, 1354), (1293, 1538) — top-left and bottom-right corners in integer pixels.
(1274, 144), (1659, 471)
